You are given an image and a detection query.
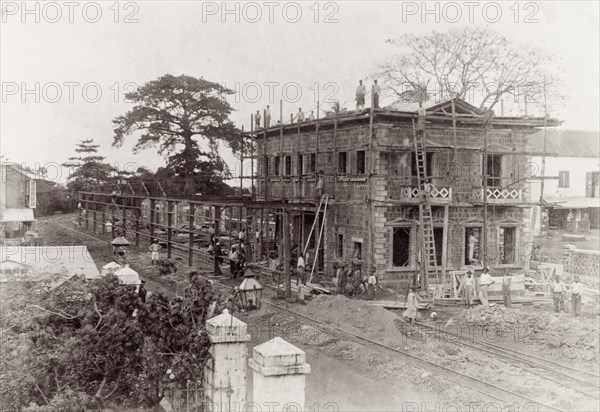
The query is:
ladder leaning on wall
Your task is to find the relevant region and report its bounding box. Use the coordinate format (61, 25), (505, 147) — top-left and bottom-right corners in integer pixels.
(412, 117), (440, 293)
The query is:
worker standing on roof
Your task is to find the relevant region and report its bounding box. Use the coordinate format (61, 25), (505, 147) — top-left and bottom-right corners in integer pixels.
(356, 80), (366, 110)
(308, 110), (315, 121)
(265, 105), (271, 127)
(416, 101), (426, 135)
(478, 268), (495, 307)
(372, 80), (381, 108)
(255, 110), (261, 129)
(296, 108), (305, 123)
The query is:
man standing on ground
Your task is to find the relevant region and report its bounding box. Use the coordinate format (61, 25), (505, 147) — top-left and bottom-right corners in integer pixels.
(571, 276), (583, 318)
(297, 252), (306, 285)
(372, 80), (381, 108)
(214, 239), (223, 276)
(367, 268), (377, 301)
(463, 271), (474, 309)
(552, 275), (566, 313)
(229, 245), (238, 279)
(403, 287), (420, 325)
(138, 280), (147, 303)
(150, 239), (161, 265)
(337, 263), (348, 295)
(478, 268), (495, 307)
(502, 272), (512, 308)
(356, 80), (366, 110)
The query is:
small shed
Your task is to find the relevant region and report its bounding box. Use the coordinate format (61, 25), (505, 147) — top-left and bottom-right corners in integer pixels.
(114, 265), (141, 286)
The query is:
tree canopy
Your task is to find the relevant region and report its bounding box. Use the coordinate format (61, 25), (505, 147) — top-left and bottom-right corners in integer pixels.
(377, 27), (564, 114)
(62, 139), (115, 193)
(112, 75), (240, 197)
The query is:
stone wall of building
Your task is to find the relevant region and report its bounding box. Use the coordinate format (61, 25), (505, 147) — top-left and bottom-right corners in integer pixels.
(563, 245), (600, 277)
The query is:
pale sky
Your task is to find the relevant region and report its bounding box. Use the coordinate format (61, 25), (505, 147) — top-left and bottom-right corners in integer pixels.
(1, 1), (598, 184)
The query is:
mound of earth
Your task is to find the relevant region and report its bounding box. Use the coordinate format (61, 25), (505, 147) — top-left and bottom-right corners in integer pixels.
(300, 294), (408, 346)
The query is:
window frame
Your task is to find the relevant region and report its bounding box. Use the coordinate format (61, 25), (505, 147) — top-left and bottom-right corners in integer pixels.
(558, 171), (570, 188)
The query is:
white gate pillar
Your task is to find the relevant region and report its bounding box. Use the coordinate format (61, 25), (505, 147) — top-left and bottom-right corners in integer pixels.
(249, 337), (311, 412)
(203, 309), (251, 412)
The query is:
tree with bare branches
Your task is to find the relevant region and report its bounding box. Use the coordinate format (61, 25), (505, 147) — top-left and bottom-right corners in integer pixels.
(377, 27), (564, 114)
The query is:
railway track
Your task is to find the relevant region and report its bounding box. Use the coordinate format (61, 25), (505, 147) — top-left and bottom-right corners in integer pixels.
(48, 218), (596, 411)
(415, 321), (600, 400)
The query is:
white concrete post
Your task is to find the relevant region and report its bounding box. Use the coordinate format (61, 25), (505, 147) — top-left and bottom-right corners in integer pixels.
(203, 309), (251, 412)
(249, 337), (311, 412)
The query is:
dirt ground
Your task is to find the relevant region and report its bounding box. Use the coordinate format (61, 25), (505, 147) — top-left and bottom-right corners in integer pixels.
(37, 213), (600, 411)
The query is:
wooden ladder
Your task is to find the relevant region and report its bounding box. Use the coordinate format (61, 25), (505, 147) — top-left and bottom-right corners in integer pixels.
(412, 119), (440, 289)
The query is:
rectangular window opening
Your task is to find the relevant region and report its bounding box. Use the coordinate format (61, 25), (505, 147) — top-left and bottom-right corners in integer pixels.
(356, 150), (366, 175)
(392, 227), (411, 267)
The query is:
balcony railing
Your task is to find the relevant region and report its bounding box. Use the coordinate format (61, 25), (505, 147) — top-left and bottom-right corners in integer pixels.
(399, 186), (452, 201)
(472, 187), (522, 202)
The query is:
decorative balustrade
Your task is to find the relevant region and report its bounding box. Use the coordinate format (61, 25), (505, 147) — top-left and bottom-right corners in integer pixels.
(472, 187), (522, 202)
(399, 186), (452, 201)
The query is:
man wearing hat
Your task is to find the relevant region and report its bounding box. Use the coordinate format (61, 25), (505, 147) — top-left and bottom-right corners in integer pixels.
(571, 276), (583, 318)
(463, 271), (474, 309)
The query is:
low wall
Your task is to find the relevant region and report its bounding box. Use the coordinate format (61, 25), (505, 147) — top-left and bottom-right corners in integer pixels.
(563, 245), (600, 277)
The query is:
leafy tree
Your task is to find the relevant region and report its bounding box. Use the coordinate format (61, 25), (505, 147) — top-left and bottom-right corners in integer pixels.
(112, 74), (240, 197)
(377, 27), (564, 114)
(35, 180), (76, 216)
(0, 272), (216, 410)
(62, 139), (115, 193)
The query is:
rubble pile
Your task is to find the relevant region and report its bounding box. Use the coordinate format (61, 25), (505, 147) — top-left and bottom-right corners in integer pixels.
(452, 306), (599, 363)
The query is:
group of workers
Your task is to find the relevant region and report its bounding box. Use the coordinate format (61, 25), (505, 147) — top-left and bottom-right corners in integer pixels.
(461, 269), (585, 318)
(251, 78), (384, 130)
(355, 79), (381, 110)
(210, 229), (248, 279)
(551, 275), (583, 318)
(335, 262), (378, 300)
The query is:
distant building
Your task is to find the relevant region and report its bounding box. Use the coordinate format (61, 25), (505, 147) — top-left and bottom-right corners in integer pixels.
(528, 129), (600, 233)
(0, 163), (38, 242)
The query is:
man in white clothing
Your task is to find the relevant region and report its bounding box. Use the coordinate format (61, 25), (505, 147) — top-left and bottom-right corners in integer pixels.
(478, 268), (495, 307)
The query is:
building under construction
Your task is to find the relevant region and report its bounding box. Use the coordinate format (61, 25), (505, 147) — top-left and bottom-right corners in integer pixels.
(250, 98), (560, 291)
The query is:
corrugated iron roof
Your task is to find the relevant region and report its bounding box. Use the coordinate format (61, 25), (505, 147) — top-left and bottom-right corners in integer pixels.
(527, 129), (600, 158)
